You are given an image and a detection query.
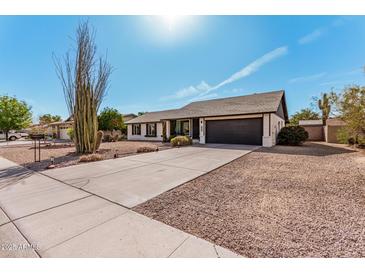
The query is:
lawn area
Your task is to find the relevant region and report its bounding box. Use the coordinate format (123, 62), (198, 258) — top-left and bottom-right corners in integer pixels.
(0, 140), (169, 171)
(135, 142), (365, 257)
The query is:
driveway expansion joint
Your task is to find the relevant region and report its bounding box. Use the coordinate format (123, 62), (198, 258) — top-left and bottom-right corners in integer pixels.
(41, 210), (129, 254)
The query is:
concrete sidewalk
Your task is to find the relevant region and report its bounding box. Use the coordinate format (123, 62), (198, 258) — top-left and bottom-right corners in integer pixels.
(0, 156), (240, 258)
(42, 144), (257, 208)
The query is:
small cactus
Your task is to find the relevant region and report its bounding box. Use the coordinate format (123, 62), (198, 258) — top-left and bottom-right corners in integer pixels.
(95, 130), (104, 151)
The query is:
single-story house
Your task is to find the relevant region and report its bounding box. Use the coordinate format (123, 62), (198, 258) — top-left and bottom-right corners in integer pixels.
(299, 118), (347, 143)
(46, 116), (73, 140)
(125, 90), (289, 147)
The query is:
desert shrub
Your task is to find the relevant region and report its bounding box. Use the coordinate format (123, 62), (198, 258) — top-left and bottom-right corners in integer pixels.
(357, 135), (365, 148)
(103, 132), (113, 142)
(277, 126), (308, 145)
(336, 127), (350, 144)
(79, 153), (104, 163)
(348, 137), (355, 145)
(112, 133), (119, 142)
(170, 135), (192, 147)
(30, 125), (46, 135)
(95, 130), (103, 151)
(136, 146), (158, 153)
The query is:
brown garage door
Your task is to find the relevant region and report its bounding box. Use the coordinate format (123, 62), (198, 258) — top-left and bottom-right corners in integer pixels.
(206, 118), (263, 145)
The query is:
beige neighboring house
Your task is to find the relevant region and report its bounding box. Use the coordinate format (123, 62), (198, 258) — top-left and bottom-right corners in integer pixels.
(299, 118), (346, 143)
(123, 113), (137, 122)
(125, 90), (289, 147)
(46, 116), (73, 140)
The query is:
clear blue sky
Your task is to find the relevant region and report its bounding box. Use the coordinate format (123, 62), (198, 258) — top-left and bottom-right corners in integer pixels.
(1, 16), (365, 121)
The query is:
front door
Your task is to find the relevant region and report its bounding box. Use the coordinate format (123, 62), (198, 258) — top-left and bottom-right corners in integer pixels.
(181, 120), (190, 136)
(193, 118), (199, 139)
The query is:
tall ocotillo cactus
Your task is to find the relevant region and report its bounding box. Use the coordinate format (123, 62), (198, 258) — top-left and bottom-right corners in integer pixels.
(55, 21), (112, 154)
(318, 93), (331, 126)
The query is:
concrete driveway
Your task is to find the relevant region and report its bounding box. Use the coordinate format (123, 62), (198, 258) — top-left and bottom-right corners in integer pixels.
(0, 144), (257, 258)
(42, 144), (258, 208)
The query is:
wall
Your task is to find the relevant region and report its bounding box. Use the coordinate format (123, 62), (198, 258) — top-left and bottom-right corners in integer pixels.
(271, 113), (285, 145)
(127, 123), (163, 141)
(302, 125), (324, 141)
(262, 113), (285, 147)
(325, 125), (345, 143)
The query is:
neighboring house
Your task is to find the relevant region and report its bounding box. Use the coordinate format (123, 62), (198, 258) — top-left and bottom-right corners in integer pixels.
(123, 113), (137, 122)
(46, 116), (73, 140)
(299, 118), (346, 143)
(125, 90), (289, 147)
(299, 120), (324, 141)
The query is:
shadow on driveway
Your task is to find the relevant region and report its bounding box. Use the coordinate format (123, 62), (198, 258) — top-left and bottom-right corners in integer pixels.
(0, 165), (33, 189)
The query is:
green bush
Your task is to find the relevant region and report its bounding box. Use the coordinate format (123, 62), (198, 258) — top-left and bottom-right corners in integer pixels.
(336, 127), (350, 144)
(170, 135), (192, 147)
(357, 135), (365, 148)
(277, 126), (308, 145)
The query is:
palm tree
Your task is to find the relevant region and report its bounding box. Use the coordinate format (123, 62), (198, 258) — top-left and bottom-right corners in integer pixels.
(318, 93), (331, 126)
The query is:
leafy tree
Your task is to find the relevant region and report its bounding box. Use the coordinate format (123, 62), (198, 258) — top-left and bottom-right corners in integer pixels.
(289, 108), (320, 125)
(39, 114), (62, 125)
(54, 21), (112, 154)
(138, 111), (146, 116)
(0, 95), (32, 140)
(98, 107), (125, 131)
(337, 86), (365, 143)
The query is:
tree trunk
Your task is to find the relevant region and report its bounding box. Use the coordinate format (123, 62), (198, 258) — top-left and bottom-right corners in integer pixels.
(5, 131), (8, 141)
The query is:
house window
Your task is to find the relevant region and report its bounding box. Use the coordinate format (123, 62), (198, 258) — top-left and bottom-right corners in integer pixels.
(146, 123), (156, 137)
(132, 124), (141, 135)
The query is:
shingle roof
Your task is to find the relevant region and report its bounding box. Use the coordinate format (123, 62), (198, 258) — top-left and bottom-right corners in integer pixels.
(126, 90), (286, 124)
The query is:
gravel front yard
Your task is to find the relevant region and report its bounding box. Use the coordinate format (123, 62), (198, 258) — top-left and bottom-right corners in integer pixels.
(0, 140), (169, 171)
(134, 142), (365, 257)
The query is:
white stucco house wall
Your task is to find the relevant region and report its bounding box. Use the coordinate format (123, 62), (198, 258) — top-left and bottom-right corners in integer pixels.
(126, 90), (288, 147)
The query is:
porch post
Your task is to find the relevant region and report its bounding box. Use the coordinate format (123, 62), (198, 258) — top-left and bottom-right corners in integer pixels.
(199, 118), (206, 144)
(262, 113), (273, 147)
(165, 120), (170, 139)
(189, 119), (193, 138)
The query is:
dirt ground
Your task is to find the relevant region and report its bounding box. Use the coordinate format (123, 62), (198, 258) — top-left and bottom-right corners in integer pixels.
(134, 142), (365, 257)
(0, 140), (169, 171)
